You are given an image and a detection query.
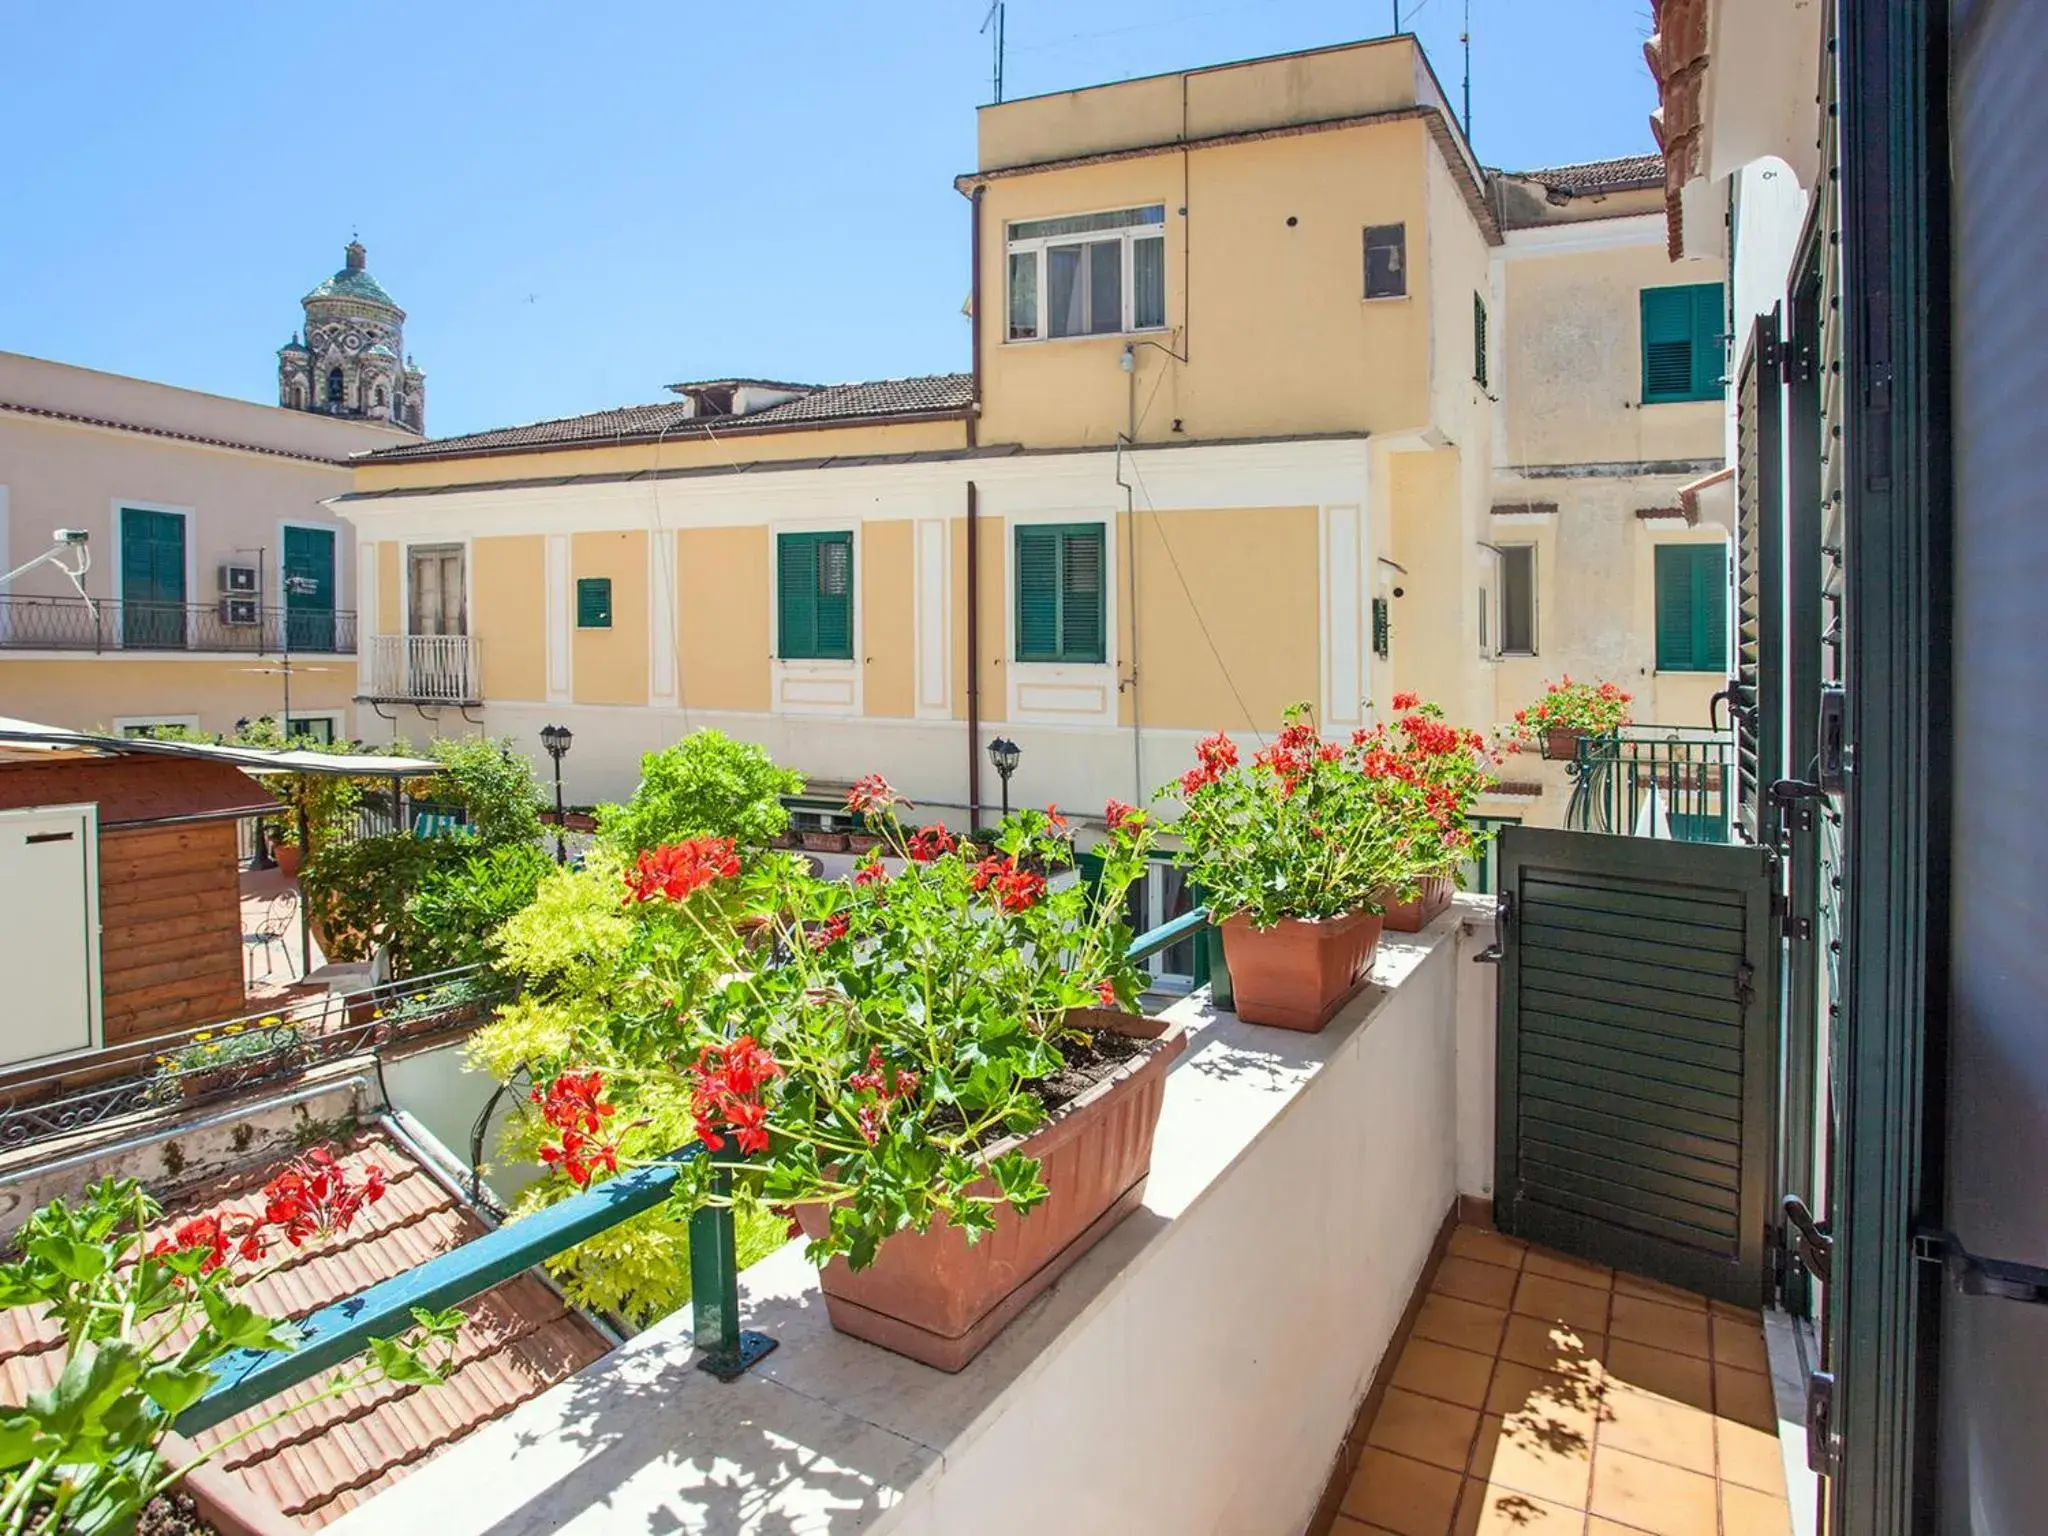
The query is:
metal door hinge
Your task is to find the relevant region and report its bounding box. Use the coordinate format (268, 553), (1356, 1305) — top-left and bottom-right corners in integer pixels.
(1783, 1195), (1834, 1284)
(1806, 1371), (1840, 1477)
(1913, 1229), (2048, 1306)
(1734, 960), (1756, 1008)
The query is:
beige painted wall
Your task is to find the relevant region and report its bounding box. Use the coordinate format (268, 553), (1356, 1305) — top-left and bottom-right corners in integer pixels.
(376, 541), (401, 635)
(1114, 506), (1319, 733)
(1500, 241), (1727, 468)
(471, 536), (547, 703)
(1387, 447), (1470, 719)
(975, 120), (1434, 449)
(351, 419), (968, 495)
(950, 515), (1006, 724)
(0, 659), (355, 738)
(676, 527), (769, 713)
(571, 531), (648, 707)
(976, 36), (1421, 170)
(861, 520), (915, 718)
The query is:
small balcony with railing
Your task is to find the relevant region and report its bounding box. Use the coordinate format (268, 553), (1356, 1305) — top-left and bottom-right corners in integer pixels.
(1563, 724), (1737, 844)
(361, 631), (483, 705)
(0, 596), (357, 654)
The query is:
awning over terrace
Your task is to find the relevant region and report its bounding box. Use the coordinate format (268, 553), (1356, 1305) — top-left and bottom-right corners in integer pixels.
(0, 716), (443, 777)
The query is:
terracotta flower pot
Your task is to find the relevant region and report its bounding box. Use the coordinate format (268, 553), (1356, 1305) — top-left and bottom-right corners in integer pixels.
(797, 1006), (1189, 1372)
(1382, 876), (1455, 934)
(802, 829), (850, 854)
(846, 832), (882, 854)
(274, 844), (304, 878)
(1542, 727), (1588, 762)
(1218, 910), (1384, 1032)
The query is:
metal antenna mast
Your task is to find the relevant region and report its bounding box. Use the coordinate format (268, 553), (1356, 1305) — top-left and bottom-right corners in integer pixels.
(1461, 0), (1472, 138)
(980, 0), (1006, 103)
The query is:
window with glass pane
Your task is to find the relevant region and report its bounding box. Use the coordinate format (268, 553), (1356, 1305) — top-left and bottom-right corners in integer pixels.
(1015, 523), (1107, 664)
(1499, 546), (1535, 655)
(1006, 205), (1167, 341)
(777, 531), (855, 661)
(1364, 224), (1407, 298)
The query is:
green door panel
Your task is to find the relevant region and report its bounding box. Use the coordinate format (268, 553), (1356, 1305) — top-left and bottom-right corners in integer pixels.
(120, 508), (186, 649)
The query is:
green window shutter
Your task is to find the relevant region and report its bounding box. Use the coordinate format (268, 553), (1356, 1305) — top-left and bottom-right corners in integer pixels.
(1059, 525), (1106, 662)
(776, 532), (854, 660)
(1690, 284), (1725, 400)
(1655, 545), (1728, 671)
(1015, 526), (1062, 661)
(575, 577), (612, 629)
(1473, 292), (1489, 388)
(1641, 284), (1725, 403)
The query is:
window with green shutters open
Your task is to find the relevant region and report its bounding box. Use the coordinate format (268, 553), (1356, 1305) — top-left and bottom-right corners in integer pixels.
(1014, 523), (1106, 664)
(1473, 292), (1489, 388)
(575, 577), (612, 629)
(1640, 283), (1725, 403)
(1654, 543), (1730, 672)
(777, 531), (854, 660)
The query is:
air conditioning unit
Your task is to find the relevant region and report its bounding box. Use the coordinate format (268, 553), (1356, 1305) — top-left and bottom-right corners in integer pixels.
(219, 563), (259, 595)
(218, 597), (260, 627)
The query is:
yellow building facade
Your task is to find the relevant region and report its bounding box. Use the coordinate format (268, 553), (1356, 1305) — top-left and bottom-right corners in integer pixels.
(343, 37), (1727, 836)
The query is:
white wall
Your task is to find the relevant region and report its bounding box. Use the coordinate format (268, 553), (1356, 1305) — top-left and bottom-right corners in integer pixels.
(1724, 157), (1814, 464)
(379, 1041), (546, 1205)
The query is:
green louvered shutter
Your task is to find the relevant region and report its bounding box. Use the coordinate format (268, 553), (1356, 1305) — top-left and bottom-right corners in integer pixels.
(575, 577), (612, 629)
(1473, 292), (1489, 387)
(1642, 288), (1696, 402)
(1656, 545), (1729, 672)
(1059, 525), (1105, 662)
(1690, 284), (1725, 400)
(777, 534), (818, 658)
(1015, 526), (1062, 661)
(814, 533), (852, 659)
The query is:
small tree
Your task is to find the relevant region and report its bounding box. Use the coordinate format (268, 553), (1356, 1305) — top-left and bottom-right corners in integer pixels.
(597, 730), (804, 855)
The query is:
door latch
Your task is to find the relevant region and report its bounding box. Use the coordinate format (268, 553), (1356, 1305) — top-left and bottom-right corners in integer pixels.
(1783, 1195), (1834, 1285)
(1816, 684), (1848, 794)
(1805, 1370), (1839, 1477)
(1472, 889), (1512, 964)
(1913, 1229), (2048, 1306)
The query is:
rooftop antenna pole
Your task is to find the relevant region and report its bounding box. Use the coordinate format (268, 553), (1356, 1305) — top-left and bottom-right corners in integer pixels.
(980, 0), (1006, 103)
(1392, 1), (1400, 32)
(1461, 0), (1472, 138)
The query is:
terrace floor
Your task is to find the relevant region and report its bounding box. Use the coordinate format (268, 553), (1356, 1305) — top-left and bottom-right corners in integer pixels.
(1329, 1224), (1795, 1536)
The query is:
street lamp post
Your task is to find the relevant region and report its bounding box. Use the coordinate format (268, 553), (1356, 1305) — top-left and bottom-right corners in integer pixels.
(540, 724), (574, 864)
(986, 736), (1021, 818)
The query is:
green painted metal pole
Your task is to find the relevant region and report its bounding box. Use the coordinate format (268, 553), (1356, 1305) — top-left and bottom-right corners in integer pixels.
(688, 1165), (777, 1380)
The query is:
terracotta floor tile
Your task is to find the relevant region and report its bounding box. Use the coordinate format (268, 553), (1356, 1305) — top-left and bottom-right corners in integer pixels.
(1596, 1381), (1716, 1474)
(1521, 1247), (1615, 1290)
(1587, 1520), (1658, 1536)
(1452, 1479), (1585, 1536)
(1484, 1359), (1605, 1431)
(1715, 1362), (1779, 1433)
(1434, 1255), (1523, 1310)
(1608, 1294), (1712, 1360)
(1512, 1272), (1613, 1334)
(1468, 1412), (1594, 1509)
(1717, 1417), (1789, 1496)
(1500, 1313), (1605, 1374)
(1721, 1481), (1796, 1536)
(1603, 1340), (1714, 1412)
(1368, 1387), (1484, 1473)
(1330, 1517), (1400, 1535)
(1588, 1446), (1718, 1536)
(1447, 1226), (1527, 1270)
(1613, 1272), (1708, 1312)
(1710, 1297), (1764, 1323)
(1393, 1338), (1499, 1411)
(1712, 1314), (1771, 1373)
(1342, 1447), (1466, 1536)
(1415, 1293), (1510, 1357)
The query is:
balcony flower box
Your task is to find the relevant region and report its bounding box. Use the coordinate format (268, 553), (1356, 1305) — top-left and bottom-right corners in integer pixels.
(1512, 678), (1632, 762)
(1381, 875), (1456, 933)
(1220, 912), (1383, 1031)
(796, 1006), (1188, 1370)
(801, 828), (849, 854)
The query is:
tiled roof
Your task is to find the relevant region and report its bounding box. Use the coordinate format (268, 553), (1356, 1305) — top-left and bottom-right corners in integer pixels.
(0, 1129), (609, 1530)
(1511, 154), (1665, 194)
(303, 268), (400, 311)
(360, 372), (974, 462)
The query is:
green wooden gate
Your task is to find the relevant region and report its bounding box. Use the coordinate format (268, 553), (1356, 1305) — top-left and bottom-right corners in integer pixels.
(1494, 826), (1777, 1306)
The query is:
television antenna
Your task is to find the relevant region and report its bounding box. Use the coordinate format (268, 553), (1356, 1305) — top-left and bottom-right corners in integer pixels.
(980, 0), (1006, 103)
(1461, 0), (1472, 139)
(1, 529), (91, 599)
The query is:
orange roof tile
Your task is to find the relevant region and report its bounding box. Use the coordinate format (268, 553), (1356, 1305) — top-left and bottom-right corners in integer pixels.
(0, 1126), (609, 1530)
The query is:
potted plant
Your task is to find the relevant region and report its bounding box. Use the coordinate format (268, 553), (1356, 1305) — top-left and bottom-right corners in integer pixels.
(1161, 708), (1418, 1031)
(1359, 693), (1505, 932)
(506, 775), (1181, 1371)
(1512, 676), (1634, 761)
(801, 822), (850, 853)
(151, 1020), (304, 1103)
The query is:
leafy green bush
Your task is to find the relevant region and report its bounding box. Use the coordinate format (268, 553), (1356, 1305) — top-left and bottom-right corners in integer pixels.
(300, 833), (454, 970)
(408, 842), (557, 974)
(597, 730), (803, 855)
(411, 736), (547, 847)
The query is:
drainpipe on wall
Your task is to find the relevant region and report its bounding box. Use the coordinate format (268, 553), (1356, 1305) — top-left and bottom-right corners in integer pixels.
(966, 480), (982, 832)
(968, 185), (985, 450)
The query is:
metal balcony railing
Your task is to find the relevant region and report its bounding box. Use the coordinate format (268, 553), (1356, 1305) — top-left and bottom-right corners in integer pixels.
(1564, 726), (1736, 844)
(0, 596), (357, 654)
(364, 633), (482, 703)
(177, 908), (1221, 1422)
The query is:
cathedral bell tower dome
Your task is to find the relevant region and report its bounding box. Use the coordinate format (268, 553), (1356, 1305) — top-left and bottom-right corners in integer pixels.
(277, 240), (426, 433)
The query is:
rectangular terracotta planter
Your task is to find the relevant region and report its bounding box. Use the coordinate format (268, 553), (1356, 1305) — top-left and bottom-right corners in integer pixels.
(801, 829), (850, 853)
(796, 1006), (1190, 1372)
(1382, 876), (1455, 933)
(1219, 910), (1383, 1031)
(1542, 727), (1588, 762)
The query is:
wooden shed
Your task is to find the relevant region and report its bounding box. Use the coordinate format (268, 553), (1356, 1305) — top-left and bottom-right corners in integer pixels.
(0, 741), (278, 1069)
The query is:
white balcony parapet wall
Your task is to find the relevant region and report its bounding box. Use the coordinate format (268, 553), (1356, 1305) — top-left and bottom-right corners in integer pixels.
(363, 633), (480, 703)
(332, 900), (1501, 1535)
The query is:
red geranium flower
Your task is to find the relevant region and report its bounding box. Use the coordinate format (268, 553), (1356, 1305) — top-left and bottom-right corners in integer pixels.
(991, 866), (1046, 913)
(809, 912), (850, 950)
(853, 860), (890, 888)
(1392, 691), (1420, 710)
(1104, 799), (1137, 834)
(625, 837), (741, 903)
(846, 773), (898, 814)
(905, 823), (955, 862)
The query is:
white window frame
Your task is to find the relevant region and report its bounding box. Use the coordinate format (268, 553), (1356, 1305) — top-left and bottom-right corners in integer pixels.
(284, 709), (346, 744)
(112, 715), (202, 738)
(1129, 857), (1199, 995)
(1005, 204), (1169, 344)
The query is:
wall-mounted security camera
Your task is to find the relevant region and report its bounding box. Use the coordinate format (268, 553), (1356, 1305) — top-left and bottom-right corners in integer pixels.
(54, 529), (89, 545)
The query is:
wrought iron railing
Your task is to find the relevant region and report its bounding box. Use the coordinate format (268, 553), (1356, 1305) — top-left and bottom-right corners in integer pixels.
(364, 634), (482, 703)
(178, 909), (1223, 1421)
(0, 965), (502, 1152)
(1564, 726), (1736, 844)
(0, 596), (356, 654)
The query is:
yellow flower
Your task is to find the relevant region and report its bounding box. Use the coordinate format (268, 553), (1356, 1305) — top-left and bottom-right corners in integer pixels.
(224, 1024), (245, 1035)
(194, 1033), (213, 1043)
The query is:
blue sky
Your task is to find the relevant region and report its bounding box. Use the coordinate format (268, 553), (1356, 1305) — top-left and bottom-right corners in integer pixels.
(1, 1), (1657, 438)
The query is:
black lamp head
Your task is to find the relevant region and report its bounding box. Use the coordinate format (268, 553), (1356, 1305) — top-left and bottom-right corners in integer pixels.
(540, 723), (574, 760)
(986, 736), (1021, 779)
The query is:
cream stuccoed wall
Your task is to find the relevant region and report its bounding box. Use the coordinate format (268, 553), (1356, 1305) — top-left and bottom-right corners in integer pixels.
(0, 351), (408, 738)
(337, 439), (1380, 813)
